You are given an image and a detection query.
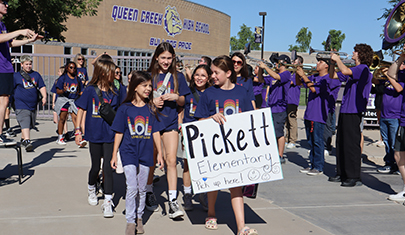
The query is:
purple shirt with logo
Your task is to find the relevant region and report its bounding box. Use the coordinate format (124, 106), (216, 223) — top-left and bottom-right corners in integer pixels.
(337, 64), (372, 114)
(0, 22), (14, 73)
(287, 74), (301, 106)
(264, 71), (290, 113)
(303, 74), (329, 124)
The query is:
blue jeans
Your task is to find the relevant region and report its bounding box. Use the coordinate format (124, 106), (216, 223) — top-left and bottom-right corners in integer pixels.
(305, 120), (325, 171)
(380, 118), (399, 166)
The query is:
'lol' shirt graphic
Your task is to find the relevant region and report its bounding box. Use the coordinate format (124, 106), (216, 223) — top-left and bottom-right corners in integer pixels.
(22, 77), (38, 89)
(189, 98), (197, 116)
(92, 98), (112, 118)
(77, 71), (86, 82)
(155, 80), (172, 95)
(216, 99), (241, 116)
(127, 115), (152, 139)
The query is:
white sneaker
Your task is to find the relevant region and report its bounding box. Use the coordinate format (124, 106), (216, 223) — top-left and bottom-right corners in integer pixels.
(388, 191), (405, 202)
(88, 189), (98, 206)
(299, 167), (311, 173)
(286, 143), (296, 149)
(56, 138), (66, 145)
(324, 150), (329, 157)
(101, 200), (114, 218)
(168, 199), (184, 219)
(78, 140), (87, 148)
(0, 135), (17, 146)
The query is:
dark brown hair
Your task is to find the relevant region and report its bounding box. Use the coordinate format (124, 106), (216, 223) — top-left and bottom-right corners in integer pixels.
(212, 55), (237, 84)
(231, 52), (249, 82)
(189, 64), (212, 91)
(354, 43), (373, 67)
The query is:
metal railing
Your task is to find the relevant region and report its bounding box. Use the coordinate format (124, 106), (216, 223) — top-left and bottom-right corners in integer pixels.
(10, 53), (200, 119)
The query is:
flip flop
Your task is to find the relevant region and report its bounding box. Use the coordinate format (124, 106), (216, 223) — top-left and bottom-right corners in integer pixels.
(238, 226), (258, 235)
(205, 217), (218, 230)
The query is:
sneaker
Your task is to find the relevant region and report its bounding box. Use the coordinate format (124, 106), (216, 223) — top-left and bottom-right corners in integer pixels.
(0, 135), (17, 146)
(183, 193), (193, 211)
(145, 192), (159, 212)
(324, 149), (329, 157)
(377, 165), (391, 174)
(299, 167), (311, 173)
(307, 169), (322, 176)
(4, 128), (16, 137)
(388, 191), (405, 202)
(375, 140), (385, 148)
(22, 139), (34, 152)
(88, 188), (98, 206)
(78, 140), (87, 148)
(199, 193), (208, 211)
(286, 142), (296, 149)
(280, 156), (286, 164)
(101, 200), (114, 218)
(393, 170), (401, 175)
(125, 223), (136, 235)
(56, 138), (66, 145)
(168, 199), (184, 219)
(136, 218), (144, 234)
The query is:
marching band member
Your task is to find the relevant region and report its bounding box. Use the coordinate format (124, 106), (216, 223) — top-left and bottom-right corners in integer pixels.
(328, 44), (373, 187)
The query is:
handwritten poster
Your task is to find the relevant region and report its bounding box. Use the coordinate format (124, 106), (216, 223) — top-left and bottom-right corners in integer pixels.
(181, 108), (283, 194)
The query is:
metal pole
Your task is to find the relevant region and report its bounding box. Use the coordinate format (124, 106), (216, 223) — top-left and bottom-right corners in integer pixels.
(259, 12), (267, 60)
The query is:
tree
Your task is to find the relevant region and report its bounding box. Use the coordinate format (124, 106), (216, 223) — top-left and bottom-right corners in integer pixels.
(322, 30), (346, 51)
(230, 24), (261, 51)
(288, 27), (312, 52)
(3, 0), (102, 42)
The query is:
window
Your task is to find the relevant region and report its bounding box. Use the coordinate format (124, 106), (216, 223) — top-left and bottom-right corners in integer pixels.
(81, 48), (88, 55)
(117, 50), (152, 75)
(64, 47), (71, 55)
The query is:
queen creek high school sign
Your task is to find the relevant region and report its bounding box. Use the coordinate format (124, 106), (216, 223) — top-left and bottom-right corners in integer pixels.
(111, 4), (210, 51)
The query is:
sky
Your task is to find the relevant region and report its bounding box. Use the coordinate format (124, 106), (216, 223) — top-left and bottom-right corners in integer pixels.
(188, 0), (395, 56)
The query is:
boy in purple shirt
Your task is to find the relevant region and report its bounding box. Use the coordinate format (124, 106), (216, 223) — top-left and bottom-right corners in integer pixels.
(328, 44), (374, 187)
(295, 59), (331, 175)
(286, 56), (303, 149)
(258, 54), (291, 163)
(373, 65), (405, 175)
(0, 1), (42, 145)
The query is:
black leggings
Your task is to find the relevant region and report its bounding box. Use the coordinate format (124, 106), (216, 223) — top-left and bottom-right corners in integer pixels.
(88, 142), (113, 195)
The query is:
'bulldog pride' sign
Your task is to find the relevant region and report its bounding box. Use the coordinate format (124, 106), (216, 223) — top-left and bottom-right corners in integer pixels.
(181, 108), (283, 194)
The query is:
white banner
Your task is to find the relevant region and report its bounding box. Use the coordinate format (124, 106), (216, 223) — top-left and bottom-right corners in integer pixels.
(181, 108), (283, 194)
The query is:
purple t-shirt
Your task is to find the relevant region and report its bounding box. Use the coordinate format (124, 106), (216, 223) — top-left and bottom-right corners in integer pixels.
(111, 103), (164, 167)
(13, 71), (45, 110)
(183, 89), (203, 123)
(236, 76), (255, 101)
(153, 72), (190, 130)
(264, 71), (290, 113)
(303, 74), (330, 124)
(253, 80), (264, 96)
(75, 85), (123, 143)
(0, 22), (13, 73)
(327, 77), (341, 113)
(381, 70), (405, 119)
(194, 85), (253, 118)
(287, 74), (301, 106)
(338, 64), (372, 114)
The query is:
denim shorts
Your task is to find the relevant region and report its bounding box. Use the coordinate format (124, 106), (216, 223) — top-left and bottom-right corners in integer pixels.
(272, 111), (287, 138)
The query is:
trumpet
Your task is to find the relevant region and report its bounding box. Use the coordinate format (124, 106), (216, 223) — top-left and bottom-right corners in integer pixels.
(246, 55), (275, 68)
(309, 47), (348, 57)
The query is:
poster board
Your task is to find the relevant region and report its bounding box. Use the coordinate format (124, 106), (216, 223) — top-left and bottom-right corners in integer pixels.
(181, 108), (283, 194)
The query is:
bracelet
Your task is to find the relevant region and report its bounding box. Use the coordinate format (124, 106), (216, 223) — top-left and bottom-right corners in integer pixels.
(74, 132), (82, 136)
(75, 127), (81, 131)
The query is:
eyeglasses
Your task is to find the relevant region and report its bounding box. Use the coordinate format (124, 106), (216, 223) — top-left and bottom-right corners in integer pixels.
(0, 1), (8, 6)
(232, 60), (243, 66)
(115, 71), (122, 75)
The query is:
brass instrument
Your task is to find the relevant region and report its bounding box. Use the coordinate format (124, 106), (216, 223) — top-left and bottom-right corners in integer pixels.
(383, 0), (405, 50)
(309, 47), (348, 58)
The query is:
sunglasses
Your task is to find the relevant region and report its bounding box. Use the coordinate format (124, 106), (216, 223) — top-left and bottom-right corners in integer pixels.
(0, 1), (8, 6)
(77, 58), (83, 61)
(69, 66), (76, 69)
(115, 71), (122, 75)
(232, 60), (243, 66)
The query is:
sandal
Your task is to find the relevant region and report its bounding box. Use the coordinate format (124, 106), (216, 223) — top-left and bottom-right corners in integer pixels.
(205, 217), (218, 230)
(238, 226), (258, 235)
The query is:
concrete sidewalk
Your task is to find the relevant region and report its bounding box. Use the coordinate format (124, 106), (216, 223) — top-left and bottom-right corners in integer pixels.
(1, 115), (404, 235)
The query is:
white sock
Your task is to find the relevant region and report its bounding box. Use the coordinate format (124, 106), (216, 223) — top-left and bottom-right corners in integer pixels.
(104, 194), (113, 201)
(58, 134), (63, 140)
(88, 184), (96, 191)
(146, 184), (153, 193)
(168, 190), (177, 201)
(183, 186), (192, 195)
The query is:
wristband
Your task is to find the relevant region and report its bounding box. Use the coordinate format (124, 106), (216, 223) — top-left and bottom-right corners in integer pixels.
(75, 132), (82, 136)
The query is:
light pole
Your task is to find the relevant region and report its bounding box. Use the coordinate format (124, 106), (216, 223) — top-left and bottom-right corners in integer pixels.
(259, 12), (266, 60)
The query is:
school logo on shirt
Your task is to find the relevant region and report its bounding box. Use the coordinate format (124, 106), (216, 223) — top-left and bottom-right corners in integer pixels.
(215, 99), (241, 116)
(127, 115), (152, 138)
(92, 98), (111, 118)
(163, 6), (182, 37)
(189, 98), (196, 116)
(22, 77), (37, 89)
